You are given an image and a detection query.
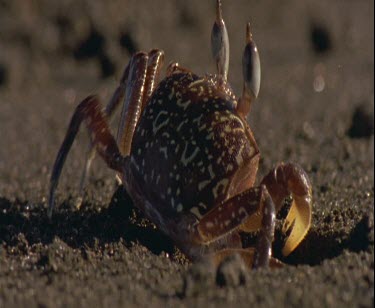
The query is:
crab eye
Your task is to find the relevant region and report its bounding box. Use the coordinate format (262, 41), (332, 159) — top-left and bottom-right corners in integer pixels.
(242, 23), (261, 100)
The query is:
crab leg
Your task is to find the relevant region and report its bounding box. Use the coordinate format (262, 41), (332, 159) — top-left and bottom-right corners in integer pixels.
(211, 0), (230, 82)
(116, 52), (149, 156)
(77, 65), (130, 207)
(193, 185), (276, 268)
(106, 65), (131, 118)
(48, 96), (125, 218)
(259, 163), (312, 256)
(141, 49), (164, 111)
(77, 50), (164, 204)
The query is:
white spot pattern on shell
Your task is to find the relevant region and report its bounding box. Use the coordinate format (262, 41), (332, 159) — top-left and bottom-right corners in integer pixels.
(130, 72), (258, 216)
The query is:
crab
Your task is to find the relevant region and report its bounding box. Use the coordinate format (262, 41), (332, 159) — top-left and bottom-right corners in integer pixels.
(48, 0), (312, 269)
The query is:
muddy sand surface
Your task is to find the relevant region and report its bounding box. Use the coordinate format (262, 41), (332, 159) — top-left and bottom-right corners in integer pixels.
(0, 0), (374, 307)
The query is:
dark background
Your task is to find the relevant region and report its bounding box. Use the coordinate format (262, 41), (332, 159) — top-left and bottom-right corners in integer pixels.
(0, 0), (373, 307)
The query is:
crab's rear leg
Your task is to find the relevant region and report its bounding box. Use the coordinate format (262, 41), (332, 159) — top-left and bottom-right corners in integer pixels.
(115, 50), (164, 185)
(77, 50), (164, 207)
(193, 185), (278, 268)
(48, 96), (125, 218)
(116, 51), (160, 156)
(141, 49), (165, 111)
(76, 64), (130, 207)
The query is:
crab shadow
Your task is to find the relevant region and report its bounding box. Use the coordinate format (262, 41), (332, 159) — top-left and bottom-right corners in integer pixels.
(0, 187), (372, 266)
(0, 187), (176, 257)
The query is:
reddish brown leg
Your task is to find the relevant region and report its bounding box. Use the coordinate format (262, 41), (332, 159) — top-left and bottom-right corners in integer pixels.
(141, 49), (164, 111)
(116, 52), (148, 156)
(77, 65), (130, 207)
(116, 49), (166, 156)
(77, 50), (164, 204)
(105, 64), (130, 118)
(48, 96), (125, 218)
(260, 162), (312, 256)
(193, 185), (277, 268)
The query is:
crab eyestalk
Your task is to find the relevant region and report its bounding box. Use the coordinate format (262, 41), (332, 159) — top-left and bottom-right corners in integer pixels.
(237, 22), (261, 117)
(211, 0), (230, 82)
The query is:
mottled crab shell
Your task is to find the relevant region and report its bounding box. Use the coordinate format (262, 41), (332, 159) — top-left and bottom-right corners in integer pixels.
(130, 72), (259, 219)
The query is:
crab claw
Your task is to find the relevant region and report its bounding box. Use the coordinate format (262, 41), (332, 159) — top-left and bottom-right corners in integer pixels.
(260, 163), (312, 256)
(281, 190), (312, 256)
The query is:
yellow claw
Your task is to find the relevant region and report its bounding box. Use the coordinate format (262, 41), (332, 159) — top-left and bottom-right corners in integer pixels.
(282, 192), (312, 256)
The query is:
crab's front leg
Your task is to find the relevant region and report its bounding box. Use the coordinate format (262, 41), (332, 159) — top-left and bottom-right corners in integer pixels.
(192, 185), (279, 269)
